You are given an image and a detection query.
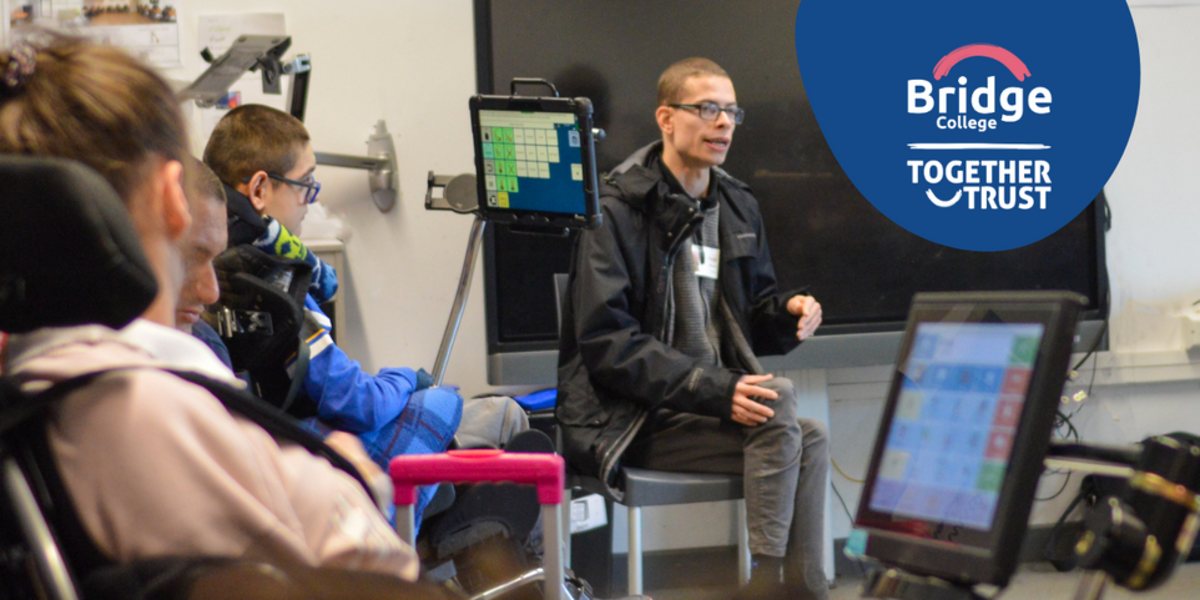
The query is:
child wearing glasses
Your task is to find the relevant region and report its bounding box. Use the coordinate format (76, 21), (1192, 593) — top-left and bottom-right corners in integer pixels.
(202, 105), (462, 530)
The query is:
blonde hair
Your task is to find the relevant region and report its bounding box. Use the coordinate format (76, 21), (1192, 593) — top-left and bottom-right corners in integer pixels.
(0, 34), (188, 204)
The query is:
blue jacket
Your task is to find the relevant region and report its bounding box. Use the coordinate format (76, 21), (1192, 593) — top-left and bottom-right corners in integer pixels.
(196, 298), (460, 530)
(298, 296), (421, 433)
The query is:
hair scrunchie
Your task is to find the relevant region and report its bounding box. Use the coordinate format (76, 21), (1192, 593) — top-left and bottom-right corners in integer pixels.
(2, 43), (38, 92)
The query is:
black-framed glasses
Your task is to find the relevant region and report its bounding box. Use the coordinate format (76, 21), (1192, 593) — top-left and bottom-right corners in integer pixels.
(243, 173), (321, 204)
(669, 102), (745, 124)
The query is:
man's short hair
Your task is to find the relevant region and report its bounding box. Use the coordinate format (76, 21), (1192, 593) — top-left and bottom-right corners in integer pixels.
(657, 58), (731, 107)
(183, 156), (226, 207)
(203, 104), (310, 188)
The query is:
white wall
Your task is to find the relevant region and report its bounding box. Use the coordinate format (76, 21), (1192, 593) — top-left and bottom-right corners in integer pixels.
(167, 0), (488, 394)
(159, 2), (1200, 555)
(826, 4), (1200, 540)
(1105, 5), (1200, 316)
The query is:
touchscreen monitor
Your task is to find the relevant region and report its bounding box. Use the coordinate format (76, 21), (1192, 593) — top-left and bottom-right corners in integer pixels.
(869, 321), (1044, 530)
(853, 291), (1085, 586)
(471, 95), (600, 229)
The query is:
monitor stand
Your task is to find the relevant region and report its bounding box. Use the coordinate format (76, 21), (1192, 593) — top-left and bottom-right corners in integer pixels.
(862, 564), (1112, 600)
(427, 206), (575, 387)
(862, 568), (989, 600)
(431, 213), (487, 388)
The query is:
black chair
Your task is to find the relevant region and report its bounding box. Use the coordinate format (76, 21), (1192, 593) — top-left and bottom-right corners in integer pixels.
(552, 274), (750, 596)
(1, 156), (160, 600)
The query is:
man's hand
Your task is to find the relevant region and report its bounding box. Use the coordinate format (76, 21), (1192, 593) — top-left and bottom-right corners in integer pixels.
(732, 374), (779, 427)
(786, 295), (823, 341)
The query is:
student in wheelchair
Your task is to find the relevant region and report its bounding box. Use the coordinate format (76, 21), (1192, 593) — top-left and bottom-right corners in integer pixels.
(0, 34), (636, 600)
(0, 33), (420, 588)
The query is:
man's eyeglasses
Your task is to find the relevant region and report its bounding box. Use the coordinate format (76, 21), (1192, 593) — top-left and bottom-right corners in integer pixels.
(669, 102), (745, 125)
(243, 173), (322, 204)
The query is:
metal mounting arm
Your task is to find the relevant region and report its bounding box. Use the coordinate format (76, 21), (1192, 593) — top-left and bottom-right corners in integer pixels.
(315, 120), (399, 212)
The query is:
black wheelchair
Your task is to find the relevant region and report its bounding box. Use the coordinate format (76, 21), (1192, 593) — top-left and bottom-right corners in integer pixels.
(0, 156), (461, 600)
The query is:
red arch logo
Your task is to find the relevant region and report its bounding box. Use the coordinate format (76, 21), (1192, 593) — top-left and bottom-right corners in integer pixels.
(933, 44), (1031, 81)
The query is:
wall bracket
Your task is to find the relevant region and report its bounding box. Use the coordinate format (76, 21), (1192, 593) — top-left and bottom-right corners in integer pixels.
(315, 120), (398, 212)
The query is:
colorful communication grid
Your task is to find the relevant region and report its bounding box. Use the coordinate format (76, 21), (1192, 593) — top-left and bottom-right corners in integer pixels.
(869, 322), (1044, 530)
(478, 109), (586, 214)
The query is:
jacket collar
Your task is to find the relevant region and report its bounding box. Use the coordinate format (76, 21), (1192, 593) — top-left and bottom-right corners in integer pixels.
(607, 141), (748, 210)
(607, 142), (710, 252)
(606, 141), (665, 209)
(4, 319), (242, 387)
(224, 182), (268, 247)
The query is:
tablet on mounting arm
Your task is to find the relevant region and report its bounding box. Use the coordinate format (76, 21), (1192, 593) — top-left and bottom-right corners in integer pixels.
(470, 95), (600, 230)
(853, 291), (1086, 587)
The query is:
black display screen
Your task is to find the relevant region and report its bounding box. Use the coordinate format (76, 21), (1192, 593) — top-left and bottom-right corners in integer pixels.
(478, 0), (1107, 352)
(853, 293), (1084, 586)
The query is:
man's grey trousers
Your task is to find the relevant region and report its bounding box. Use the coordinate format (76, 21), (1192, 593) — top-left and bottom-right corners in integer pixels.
(623, 377), (830, 599)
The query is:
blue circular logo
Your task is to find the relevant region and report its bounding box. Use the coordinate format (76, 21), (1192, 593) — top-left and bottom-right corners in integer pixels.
(795, 0), (1140, 251)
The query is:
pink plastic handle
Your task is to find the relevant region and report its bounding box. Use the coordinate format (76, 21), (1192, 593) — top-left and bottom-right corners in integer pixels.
(389, 449), (565, 506)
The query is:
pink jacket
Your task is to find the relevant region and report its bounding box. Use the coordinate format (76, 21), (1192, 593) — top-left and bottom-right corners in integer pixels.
(3, 321), (419, 580)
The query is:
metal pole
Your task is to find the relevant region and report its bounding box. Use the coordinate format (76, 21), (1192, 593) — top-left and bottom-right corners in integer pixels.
(4, 457), (79, 600)
(542, 503), (566, 600)
(1072, 570), (1109, 600)
(473, 568), (544, 600)
(395, 504), (416, 547)
(562, 489), (572, 569)
(737, 500), (751, 585)
(432, 214), (487, 387)
(313, 152), (386, 170)
(629, 506), (643, 595)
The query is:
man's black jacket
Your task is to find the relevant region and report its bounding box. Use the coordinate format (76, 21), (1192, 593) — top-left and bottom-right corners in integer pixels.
(555, 142), (807, 497)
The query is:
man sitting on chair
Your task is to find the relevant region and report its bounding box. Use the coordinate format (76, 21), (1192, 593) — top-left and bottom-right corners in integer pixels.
(556, 57), (830, 600)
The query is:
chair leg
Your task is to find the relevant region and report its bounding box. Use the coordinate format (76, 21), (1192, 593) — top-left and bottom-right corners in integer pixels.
(562, 488), (572, 569)
(542, 504), (566, 600)
(628, 505), (643, 595)
(737, 500), (750, 586)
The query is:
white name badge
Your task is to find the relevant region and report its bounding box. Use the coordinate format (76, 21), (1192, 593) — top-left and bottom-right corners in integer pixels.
(691, 244), (720, 279)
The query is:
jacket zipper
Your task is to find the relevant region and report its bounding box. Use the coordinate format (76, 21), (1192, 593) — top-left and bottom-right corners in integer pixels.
(599, 409), (649, 501)
(597, 186), (708, 498)
(657, 213), (704, 340)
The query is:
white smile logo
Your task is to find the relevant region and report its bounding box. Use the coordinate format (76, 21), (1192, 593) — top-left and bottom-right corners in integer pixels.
(926, 189), (961, 207)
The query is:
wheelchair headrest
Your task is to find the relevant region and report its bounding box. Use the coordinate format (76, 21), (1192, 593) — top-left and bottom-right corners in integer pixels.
(0, 156), (157, 333)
